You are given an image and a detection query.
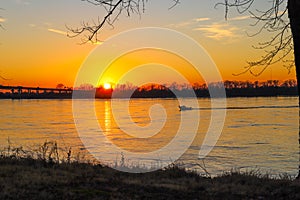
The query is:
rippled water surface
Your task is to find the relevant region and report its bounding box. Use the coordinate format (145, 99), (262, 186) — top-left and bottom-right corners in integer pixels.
(0, 97), (298, 176)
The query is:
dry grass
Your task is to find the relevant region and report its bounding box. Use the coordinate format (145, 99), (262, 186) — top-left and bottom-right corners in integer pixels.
(0, 142), (299, 199)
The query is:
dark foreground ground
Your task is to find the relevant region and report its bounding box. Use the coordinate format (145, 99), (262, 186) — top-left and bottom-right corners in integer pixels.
(0, 157), (300, 200)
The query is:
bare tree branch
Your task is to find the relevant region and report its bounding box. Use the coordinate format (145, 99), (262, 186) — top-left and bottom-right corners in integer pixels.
(169, 0), (180, 10)
(217, 0), (294, 76)
(67, 0), (149, 44)
(68, 0), (182, 43)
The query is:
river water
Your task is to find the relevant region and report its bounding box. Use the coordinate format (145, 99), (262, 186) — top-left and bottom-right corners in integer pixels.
(0, 97), (298, 176)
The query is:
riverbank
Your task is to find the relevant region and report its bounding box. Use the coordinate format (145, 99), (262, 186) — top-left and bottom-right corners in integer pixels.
(0, 156), (299, 200)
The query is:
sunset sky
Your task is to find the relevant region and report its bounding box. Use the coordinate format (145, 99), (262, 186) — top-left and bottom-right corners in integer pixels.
(0, 0), (295, 88)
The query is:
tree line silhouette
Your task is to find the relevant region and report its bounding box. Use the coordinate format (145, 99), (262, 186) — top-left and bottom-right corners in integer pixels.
(106, 79), (298, 98)
(0, 79), (297, 99)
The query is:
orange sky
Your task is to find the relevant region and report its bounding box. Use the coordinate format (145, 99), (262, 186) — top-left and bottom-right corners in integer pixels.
(97, 49), (204, 87)
(0, 1), (296, 88)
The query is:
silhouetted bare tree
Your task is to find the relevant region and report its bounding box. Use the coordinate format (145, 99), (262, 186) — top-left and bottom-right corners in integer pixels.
(222, 0), (300, 180)
(221, 0), (299, 88)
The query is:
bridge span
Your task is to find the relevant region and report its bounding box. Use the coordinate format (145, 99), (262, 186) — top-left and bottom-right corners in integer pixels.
(0, 85), (73, 99)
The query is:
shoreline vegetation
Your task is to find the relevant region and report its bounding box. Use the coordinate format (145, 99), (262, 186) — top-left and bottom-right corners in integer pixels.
(0, 80), (298, 99)
(0, 141), (300, 199)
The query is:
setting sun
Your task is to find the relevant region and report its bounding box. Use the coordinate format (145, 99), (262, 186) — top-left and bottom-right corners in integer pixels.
(103, 83), (112, 90)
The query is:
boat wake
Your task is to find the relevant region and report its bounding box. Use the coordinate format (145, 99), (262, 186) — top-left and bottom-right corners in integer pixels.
(179, 105), (298, 111)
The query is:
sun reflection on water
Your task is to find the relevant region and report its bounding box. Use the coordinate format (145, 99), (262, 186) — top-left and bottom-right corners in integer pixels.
(104, 100), (111, 132)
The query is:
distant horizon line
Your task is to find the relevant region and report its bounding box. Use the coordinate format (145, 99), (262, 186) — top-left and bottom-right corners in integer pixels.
(1, 79), (297, 90)
(76, 79), (297, 90)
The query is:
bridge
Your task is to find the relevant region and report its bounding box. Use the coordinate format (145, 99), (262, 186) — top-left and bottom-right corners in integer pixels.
(0, 85), (73, 99)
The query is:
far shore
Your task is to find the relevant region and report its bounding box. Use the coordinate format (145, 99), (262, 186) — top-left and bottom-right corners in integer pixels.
(0, 81), (298, 99)
(0, 90), (298, 100)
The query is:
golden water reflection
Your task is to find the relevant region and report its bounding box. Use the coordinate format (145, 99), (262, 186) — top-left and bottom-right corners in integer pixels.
(0, 97), (298, 176)
(104, 100), (111, 132)
(96, 99), (184, 153)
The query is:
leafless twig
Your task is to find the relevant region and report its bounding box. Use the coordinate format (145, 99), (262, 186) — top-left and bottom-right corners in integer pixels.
(217, 0), (293, 76)
(196, 159), (212, 178)
(68, 0), (149, 43)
